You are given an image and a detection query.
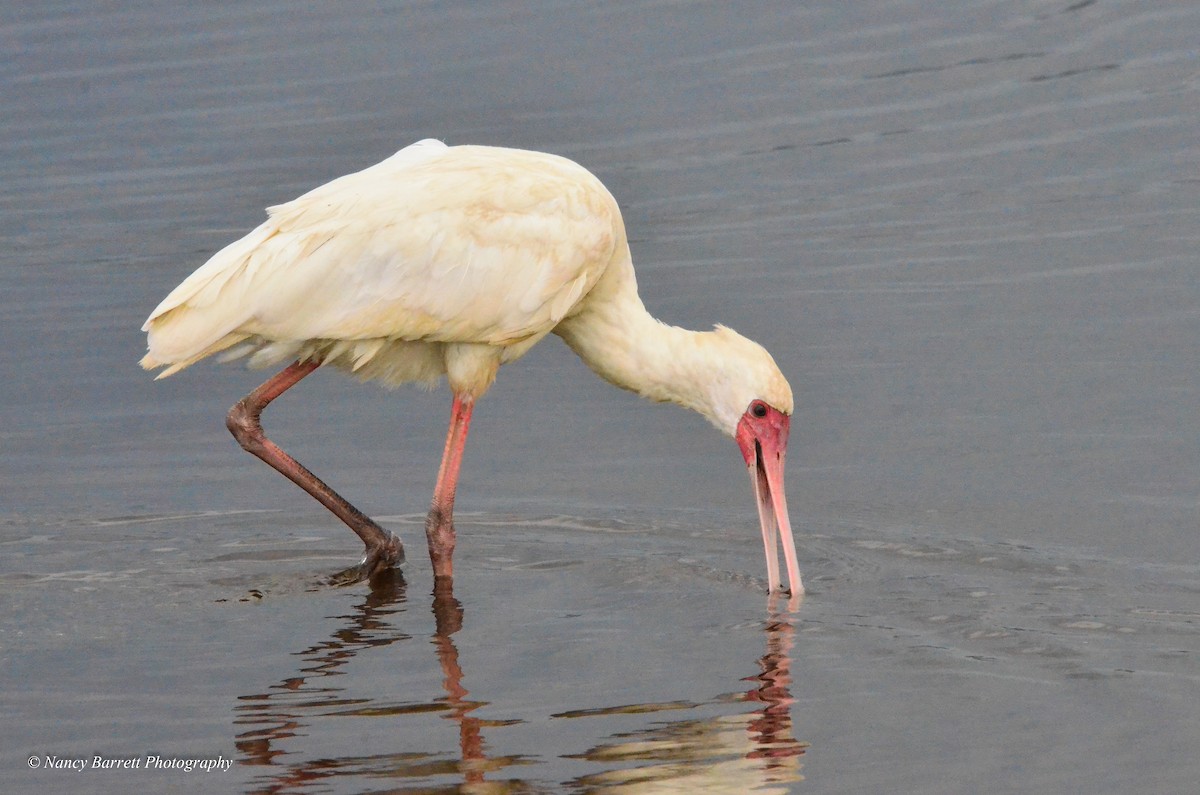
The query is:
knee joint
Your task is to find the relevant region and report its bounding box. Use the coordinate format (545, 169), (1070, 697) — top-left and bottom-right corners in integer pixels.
(226, 400), (262, 449)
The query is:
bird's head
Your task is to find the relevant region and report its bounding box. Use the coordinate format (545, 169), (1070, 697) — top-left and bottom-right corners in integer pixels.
(690, 325), (802, 597)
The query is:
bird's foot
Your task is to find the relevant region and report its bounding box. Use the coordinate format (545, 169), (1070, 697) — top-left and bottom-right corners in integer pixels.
(329, 530), (405, 587)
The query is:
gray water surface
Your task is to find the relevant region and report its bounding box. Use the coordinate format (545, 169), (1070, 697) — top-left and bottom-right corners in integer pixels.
(4, 2), (1198, 793)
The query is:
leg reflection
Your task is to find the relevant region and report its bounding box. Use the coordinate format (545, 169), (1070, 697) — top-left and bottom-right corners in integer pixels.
(431, 578), (486, 788)
(234, 574), (410, 787)
(234, 574), (528, 793)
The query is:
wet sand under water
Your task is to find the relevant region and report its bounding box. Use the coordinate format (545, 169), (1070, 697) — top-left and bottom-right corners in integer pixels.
(5, 510), (1196, 793)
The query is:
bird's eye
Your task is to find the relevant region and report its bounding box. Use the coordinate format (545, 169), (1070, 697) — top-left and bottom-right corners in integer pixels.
(750, 401), (768, 418)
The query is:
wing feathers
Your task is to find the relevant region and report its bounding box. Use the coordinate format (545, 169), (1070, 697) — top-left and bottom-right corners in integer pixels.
(142, 143), (623, 379)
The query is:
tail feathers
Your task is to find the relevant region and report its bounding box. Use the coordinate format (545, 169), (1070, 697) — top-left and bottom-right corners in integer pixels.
(140, 332), (250, 379)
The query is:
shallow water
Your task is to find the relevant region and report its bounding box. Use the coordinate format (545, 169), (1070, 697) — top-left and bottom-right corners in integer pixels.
(6, 511), (1196, 793)
(4, 2), (1199, 793)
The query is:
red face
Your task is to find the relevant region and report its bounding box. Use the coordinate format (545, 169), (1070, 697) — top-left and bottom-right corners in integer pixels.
(735, 400), (802, 597)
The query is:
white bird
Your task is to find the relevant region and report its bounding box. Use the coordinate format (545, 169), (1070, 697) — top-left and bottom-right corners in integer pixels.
(141, 140), (802, 595)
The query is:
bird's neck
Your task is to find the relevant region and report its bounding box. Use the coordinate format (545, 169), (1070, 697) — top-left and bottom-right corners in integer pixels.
(555, 278), (728, 432)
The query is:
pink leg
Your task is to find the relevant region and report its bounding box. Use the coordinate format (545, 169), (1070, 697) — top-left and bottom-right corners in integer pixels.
(425, 394), (475, 582)
(226, 360), (404, 581)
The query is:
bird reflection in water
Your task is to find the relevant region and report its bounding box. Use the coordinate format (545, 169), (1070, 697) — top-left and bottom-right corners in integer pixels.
(233, 570), (412, 776)
(425, 579), (529, 789)
(234, 578), (807, 793)
(561, 594), (808, 793)
(233, 574), (530, 793)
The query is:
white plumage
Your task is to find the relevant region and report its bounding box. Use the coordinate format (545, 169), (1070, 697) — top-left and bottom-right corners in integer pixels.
(144, 141), (612, 391)
(142, 140), (802, 596)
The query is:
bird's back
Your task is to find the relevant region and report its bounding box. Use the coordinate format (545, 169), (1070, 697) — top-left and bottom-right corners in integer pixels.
(141, 141), (629, 382)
